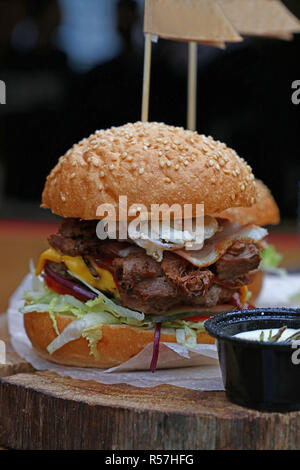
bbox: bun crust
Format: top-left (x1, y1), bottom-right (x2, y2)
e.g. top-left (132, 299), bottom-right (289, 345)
top-left (217, 179), bottom-right (280, 226)
top-left (42, 122), bottom-right (257, 220)
top-left (24, 311), bottom-right (214, 368)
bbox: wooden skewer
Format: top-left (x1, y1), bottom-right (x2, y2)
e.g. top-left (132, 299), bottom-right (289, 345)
top-left (141, 33), bottom-right (152, 122)
top-left (187, 41), bottom-right (198, 131)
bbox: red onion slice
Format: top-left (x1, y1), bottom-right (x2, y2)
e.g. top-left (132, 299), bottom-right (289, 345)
top-left (44, 265), bottom-right (97, 301)
top-left (150, 322), bottom-right (161, 373)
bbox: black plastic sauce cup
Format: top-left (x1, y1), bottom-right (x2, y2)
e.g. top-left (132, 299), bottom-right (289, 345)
top-left (204, 308), bottom-right (300, 412)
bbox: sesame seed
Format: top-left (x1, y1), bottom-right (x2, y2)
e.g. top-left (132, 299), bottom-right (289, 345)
top-left (175, 164), bottom-right (179, 170)
top-left (165, 145), bottom-right (171, 151)
top-left (179, 156), bottom-right (184, 162)
top-left (241, 184), bottom-right (245, 191)
top-left (166, 161), bottom-right (171, 167)
top-left (109, 164), bottom-right (114, 171)
top-left (231, 194), bottom-right (235, 200)
top-left (132, 162), bottom-right (137, 169)
top-left (61, 193), bottom-right (66, 202)
top-left (122, 152), bottom-right (128, 158)
top-left (215, 163), bottom-right (220, 170)
top-left (127, 156), bottom-right (133, 161)
top-left (70, 173), bottom-right (76, 179)
top-left (98, 184), bottom-right (103, 190)
top-left (184, 160), bottom-right (189, 166)
top-left (100, 171), bottom-right (105, 177)
top-left (209, 159), bottom-right (214, 167)
top-left (164, 177), bottom-right (171, 183)
top-left (139, 168), bottom-right (144, 174)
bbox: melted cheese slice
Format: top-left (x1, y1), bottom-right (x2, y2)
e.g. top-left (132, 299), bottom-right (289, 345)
top-left (36, 247), bottom-right (119, 297)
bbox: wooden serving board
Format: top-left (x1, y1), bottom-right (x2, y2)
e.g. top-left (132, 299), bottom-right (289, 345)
top-left (1, 314), bottom-right (300, 450)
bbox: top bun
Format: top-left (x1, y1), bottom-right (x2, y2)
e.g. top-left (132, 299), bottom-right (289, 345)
top-left (42, 122), bottom-right (257, 220)
top-left (217, 179), bottom-right (280, 226)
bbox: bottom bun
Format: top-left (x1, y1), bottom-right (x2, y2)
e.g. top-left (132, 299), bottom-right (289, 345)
top-left (24, 311), bottom-right (216, 369)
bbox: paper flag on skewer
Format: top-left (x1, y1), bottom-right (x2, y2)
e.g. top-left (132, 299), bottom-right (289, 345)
top-left (218, 0), bottom-right (300, 39)
top-left (144, 0), bottom-right (242, 43)
top-left (142, 0), bottom-right (300, 129)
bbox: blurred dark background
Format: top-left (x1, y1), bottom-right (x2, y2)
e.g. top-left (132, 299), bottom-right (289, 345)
top-left (0, 0), bottom-right (299, 224)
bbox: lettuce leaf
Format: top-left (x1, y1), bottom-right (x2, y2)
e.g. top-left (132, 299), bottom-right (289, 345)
top-left (46, 313), bottom-right (117, 355)
top-left (20, 275), bottom-right (209, 355)
top-left (260, 244), bottom-right (286, 275)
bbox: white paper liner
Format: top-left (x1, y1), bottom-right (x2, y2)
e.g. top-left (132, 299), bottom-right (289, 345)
top-left (6, 272), bottom-right (300, 391)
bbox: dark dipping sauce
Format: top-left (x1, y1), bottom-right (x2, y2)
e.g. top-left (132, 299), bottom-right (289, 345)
top-left (205, 308), bottom-right (300, 412)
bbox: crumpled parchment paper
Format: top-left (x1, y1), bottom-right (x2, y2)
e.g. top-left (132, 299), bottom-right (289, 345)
top-left (6, 272), bottom-right (300, 390)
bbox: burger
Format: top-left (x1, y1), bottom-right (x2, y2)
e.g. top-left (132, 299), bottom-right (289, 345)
top-left (217, 179), bottom-right (281, 302)
top-left (21, 122), bottom-right (268, 369)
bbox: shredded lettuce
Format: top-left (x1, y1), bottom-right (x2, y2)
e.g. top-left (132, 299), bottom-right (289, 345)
top-left (66, 269), bottom-right (145, 321)
top-left (260, 244), bottom-right (286, 275)
top-left (82, 325), bottom-right (103, 359)
top-left (245, 289), bottom-right (252, 302)
top-left (46, 313), bottom-right (113, 355)
top-left (175, 329), bottom-right (186, 345)
top-left (20, 274), bottom-right (209, 356)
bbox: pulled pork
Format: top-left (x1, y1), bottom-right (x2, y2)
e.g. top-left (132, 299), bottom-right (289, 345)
top-left (46, 218), bottom-right (261, 314)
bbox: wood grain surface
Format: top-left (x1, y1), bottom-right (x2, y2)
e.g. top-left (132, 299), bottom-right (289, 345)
top-left (1, 308), bottom-right (300, 450)
top-left (1, 369), bottom-right (300, 450)
top-left (0, 221), bottom-right (300, 450)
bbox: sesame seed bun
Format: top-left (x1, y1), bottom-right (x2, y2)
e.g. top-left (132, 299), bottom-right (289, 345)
top-left (42, 122), bottom-right (257, 220)
top-left (216, 179), bottom-right (280, 226)
top-left (24, 311), bottom-right (216, 368)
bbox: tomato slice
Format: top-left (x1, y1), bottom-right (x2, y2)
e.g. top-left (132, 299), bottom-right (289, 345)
top-left (185, 315), bottom-right (211, 323)
top-left (44, 275), bottom-right (90, 302)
